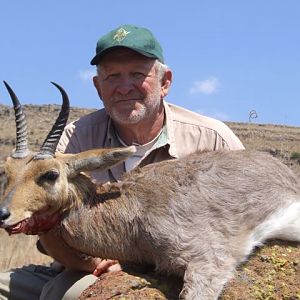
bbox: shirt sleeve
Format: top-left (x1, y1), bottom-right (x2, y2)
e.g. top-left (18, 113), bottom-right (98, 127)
top-left (56, 122), bottom-right (81, 154)
top-left (214, 124), bottom-right (245, 151)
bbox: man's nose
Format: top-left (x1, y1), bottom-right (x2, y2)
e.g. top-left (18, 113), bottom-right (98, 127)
top-left (116, 76), bottom-right (134, 95)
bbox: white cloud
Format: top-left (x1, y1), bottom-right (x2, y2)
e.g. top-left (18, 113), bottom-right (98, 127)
top-left (78, 69), bottom-right (96, 81)
top-left (189, 77), bottom-right (219, 95)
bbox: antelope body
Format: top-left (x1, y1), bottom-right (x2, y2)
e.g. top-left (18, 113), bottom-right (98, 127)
top-left (0, 83), bottom-right (299, 300)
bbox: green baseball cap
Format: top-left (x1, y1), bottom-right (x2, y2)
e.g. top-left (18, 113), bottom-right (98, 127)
top-left (90, 24), bottom-right (164, 65)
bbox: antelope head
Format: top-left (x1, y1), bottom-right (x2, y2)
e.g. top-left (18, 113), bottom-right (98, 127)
top-left (0, 82), bottom-right (135, 235)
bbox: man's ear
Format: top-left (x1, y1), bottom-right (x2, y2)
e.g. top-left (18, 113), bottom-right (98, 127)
top-left (93, 76), bottom-right (103, 100)
top-left (161, 70), bottom-right (172, 98)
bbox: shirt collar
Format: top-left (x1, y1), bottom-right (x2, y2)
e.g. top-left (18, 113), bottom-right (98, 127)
top-left (105, 117), bottom-right (122, 148)
top-left (163, 100), bottom-right (178, 158)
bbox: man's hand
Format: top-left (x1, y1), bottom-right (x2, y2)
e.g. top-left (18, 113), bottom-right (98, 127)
top-left (93, 259), bottom-right (122, 276)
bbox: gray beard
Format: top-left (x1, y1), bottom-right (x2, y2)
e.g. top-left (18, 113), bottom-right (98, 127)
top-left (107, 87), bottom-right (162, 125)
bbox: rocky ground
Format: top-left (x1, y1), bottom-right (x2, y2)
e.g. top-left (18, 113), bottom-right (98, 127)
top-left (79, 241), bottom-right (299, 300)
top-left (0, 104), bottom-right (299, 299)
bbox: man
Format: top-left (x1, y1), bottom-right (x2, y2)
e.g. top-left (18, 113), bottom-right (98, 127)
top-left (0, 24), bottom-right (244, 300)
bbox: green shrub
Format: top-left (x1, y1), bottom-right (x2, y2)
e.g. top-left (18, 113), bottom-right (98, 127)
top-left (290, 152), bottom-right (300, 161)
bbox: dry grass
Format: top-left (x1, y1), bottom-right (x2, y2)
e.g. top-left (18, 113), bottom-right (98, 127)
top-left (228, 122), bottom-right (300, 176)
top-left (0, 233), bottom-right (52, 271)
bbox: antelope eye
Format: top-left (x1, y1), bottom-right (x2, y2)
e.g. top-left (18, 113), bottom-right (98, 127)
top-left (39, 170), bottom-right (59, 182)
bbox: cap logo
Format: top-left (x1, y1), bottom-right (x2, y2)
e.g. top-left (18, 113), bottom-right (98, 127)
top-left (113, 28), bottom-right (130, 42)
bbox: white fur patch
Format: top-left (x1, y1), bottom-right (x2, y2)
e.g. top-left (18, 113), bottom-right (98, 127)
top-left (245, 200), bottom-right (300, 257)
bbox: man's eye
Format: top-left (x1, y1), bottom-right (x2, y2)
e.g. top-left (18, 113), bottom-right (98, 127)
top-left (132, 72), bottom-right (145, 79)
top-left (106, 74), bottom-right (118, 80)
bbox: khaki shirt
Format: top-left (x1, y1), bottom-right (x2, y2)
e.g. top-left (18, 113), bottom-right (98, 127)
top-left (57, 101), bottom-right (244, 182)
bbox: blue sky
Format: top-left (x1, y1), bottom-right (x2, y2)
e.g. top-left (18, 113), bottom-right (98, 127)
top-left (1, 1), bottom-right (299, 126)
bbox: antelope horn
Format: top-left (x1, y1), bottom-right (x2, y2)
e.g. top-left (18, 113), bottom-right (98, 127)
top-left (34, 82), bottom-right (70, 160)
top-left (3, 81), bottom-right (29, 159)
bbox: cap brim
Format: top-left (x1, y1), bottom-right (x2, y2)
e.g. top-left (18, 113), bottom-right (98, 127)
top-left (90, 46), bottom-right (158, 65)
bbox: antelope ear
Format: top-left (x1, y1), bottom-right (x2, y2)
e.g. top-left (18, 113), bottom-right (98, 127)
top-left (67, 146), bottom-right (136, 177)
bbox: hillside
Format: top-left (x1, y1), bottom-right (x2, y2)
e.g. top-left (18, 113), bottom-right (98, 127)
top-left (0, 104), bottom-right (299, 299)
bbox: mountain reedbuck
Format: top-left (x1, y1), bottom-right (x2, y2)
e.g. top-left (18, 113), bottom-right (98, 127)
top-left (0, 82), bottom-right (299, 300)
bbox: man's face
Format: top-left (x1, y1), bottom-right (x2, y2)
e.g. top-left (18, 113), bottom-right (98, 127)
top-left (93, 49), bottom-right (170, 125)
